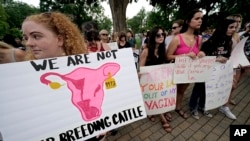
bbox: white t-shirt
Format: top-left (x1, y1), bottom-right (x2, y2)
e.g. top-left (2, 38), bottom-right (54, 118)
top-left (165, 35), bottom-right (174, 50)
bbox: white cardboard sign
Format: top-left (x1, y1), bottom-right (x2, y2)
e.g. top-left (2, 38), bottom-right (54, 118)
top-left (140, 64), bottom-right (176, 115)
top-left (0, 48), bottom-right (146, 141)
top-left (174, 56), bottom-right (216, 84)
top-left (205, 61), bottom-right (234, 110)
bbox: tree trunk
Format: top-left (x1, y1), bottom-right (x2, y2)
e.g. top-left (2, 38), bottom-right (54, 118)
top-left (109, 0), bottom-right (129, 32)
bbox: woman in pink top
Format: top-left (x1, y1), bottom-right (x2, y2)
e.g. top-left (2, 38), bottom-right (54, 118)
top-left (166, 9), bottom-right (205, 119)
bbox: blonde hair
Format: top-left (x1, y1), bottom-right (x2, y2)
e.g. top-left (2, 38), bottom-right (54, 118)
top-left (226, 14), bottom-right (242, 31)
top-left (23, 12), bottom-right (87, 60)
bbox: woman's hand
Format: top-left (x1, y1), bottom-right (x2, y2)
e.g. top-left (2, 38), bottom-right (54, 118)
top-left (216, 56), bottom-right (228, 63)
top-left (197, 51), bottom-right (206, 58)
top-left (186, 52), bottom-right (196, 59)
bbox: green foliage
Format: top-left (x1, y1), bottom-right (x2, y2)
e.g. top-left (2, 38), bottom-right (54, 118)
top-left (9, 27), bottom-right (22, 38)
top-left (98, 16), bottom-right (112, 33)
top-left (4, 1), bottom-right (39, 28)
top-left (0, 3), bottom-right (9, 39)
top-left (0, 0), bottom-right (39, 39)
top-left (40, 0), bottom-right (112, 31)
top-left (149, 0), bottom-right (250, 31)
top-left (126, 7), bottom-right (147, 33)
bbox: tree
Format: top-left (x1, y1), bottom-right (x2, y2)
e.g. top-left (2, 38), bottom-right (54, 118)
top-left (4, 1), bottom-right (39, 28)
top-left (108, 0), bottom-right (129, 32)
top-left (0, 0), bottom-right (9, 38)
top-left (40, 0), bottom-right (112, 31)
top-left (150, 0), bottom-right (250, 31)
top-left (98, 16), bottom-right (112, 32)
top-left (126, 7), bottom-right (147, 33)
top-left (1, 0), bottom-right (39, 38)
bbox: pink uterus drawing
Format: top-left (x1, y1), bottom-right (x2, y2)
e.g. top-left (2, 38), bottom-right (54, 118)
top-left (40, 63), bottom-right (120, 121)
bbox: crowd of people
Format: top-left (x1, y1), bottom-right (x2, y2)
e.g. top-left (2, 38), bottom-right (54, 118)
top-left (0, 8), bottom-right (250, 141)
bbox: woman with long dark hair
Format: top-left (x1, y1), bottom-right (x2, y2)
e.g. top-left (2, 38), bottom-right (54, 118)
top-left (190, 18), bottom-right (237, 120)
top-left (139, 26), bottom-right (172, 132)
top-left (166, 9), bottom-right (204, 119)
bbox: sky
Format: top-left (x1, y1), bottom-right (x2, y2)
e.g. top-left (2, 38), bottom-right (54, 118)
top-left (16, 0), bottom-right (153, 19)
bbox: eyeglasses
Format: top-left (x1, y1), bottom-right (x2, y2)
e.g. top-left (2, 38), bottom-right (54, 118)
top-left (172, 26), bottom-right (179, 30)
top-left (156, 33), bottom-right (166, 38)
top-left (101, 34), bottom-right (108, 36)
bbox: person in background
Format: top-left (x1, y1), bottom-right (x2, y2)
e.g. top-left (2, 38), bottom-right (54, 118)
top-left (226, 14), bottom-right (242, 48)
top-left (126, 29), bottom-right (136, 49)
top-left (141, 30), bottom-right (148, 47)
top-left (86, 30), bottom-right (111, 52)
top-left (110, 32), bottom-right (118, 43)
top-left (166, 9), bottom-right (204, 119)
top-left (189, 18), bottom-right (237, 120)
top-left (242, 26), bottom-right (250, 62)
top-left (99, 29), bottom-right (110, 43)
top-left (165, 19), bottom-right (184, 50)
top-left (226, 14), bottom-right (244, 105)
top-left (239, 21), bottom-right (250, 38)
top-left (201, 27), bottom-right (213, 42)
top-left (0, 41), bottom-right (25, 64)
top-left (118, 31), bottom-right (131, 49)
top-left (139, 26), bottom-right (172, 133)
top-left (81, 20), bottom-right (99, 36)
top-left (141, 30), bottom-right (150, 53)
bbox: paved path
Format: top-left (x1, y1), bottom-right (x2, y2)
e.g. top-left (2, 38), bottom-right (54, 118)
top-left (106, 73), bottom-right (250, 141)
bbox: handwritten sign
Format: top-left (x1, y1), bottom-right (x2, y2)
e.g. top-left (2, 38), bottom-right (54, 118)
top-left (0, 48), bottom-right (146, 141)
top-left (140, 64), bottom-right (176, 115)
top-left (107, 42), bottom-right (119, 50)
top-left (205, 61), bottom-right (233, 110)
top-left (230, 37), bottom-right (250, 68)
top-left (174, 56), bottom-right (216, 84)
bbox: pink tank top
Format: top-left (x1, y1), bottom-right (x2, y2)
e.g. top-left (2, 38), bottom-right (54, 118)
top-left (174, 34), bottom-right (199, 55)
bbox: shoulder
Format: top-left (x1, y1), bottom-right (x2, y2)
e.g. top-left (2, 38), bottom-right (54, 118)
top-left (141, 47), bottom-right (148, 56)
top-left (172, 34), bottom-right (180, 41)
top-left (169, 35), bottom-right (180, 45)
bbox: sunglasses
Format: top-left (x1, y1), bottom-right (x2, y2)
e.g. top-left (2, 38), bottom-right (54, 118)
top-left (156, 33), bottom-right (166, 38)
top-left (172, 26), bottom-right (179, 30)
top-left (101, 34), bottom-right (108, 36)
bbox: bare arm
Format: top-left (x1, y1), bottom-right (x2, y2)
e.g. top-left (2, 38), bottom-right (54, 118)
top-left (139, 47), bottom-right (148, 67)
top-left (138, 47), bottom-right (148, 78)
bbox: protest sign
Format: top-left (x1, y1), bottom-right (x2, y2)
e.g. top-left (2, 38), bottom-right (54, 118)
top-left (174, 56), bottom-right (216, 84)
top-left (0, 48), bottom-right (146, 141)
top-left (140, 64), bottom-right (176, 115)
top-left (205, 61), bottom-right (234, 111)
top-left (230, 37), bottom-right (250, 68)
top-left (107, 42), bottom-right (119, 50)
